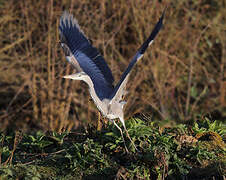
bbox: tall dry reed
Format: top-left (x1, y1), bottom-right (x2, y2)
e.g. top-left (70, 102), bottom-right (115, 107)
top-left (0, 0), bottom-right (225, 131)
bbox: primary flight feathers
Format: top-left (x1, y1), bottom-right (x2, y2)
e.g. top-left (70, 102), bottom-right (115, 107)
top-left (59, 10), bottom-right (165, 100)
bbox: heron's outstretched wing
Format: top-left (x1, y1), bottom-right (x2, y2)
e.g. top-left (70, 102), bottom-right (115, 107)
top-left (110, 9), bottom-right (165, 101)
top-left (60, 32), bottom-right (83, 72)
top-left (59, 12), bottom-right (114, 99)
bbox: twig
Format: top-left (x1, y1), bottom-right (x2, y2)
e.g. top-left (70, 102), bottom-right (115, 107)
top-left (185, 24), bottom-right (210, 119)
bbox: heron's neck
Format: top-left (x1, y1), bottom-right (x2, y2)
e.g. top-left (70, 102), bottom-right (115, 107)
top-left (82, 76), bottom-right (109, 116)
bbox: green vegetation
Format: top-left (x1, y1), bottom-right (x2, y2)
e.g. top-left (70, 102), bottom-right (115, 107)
top-left (0, 117), bottom-right (225, 179)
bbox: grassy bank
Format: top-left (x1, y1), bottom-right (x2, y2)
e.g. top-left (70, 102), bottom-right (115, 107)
top-left (0, 117), bottom-right (225, 179)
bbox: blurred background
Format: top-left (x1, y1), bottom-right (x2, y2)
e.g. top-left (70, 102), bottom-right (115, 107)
top-left (0, 0), bottom-right (225, 132)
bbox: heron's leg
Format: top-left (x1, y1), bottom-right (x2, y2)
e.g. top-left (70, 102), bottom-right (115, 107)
top-left (112, 120), bottom-right (129, 153)
top-left (124, 126), bottom-right (138, 151)
top-left (120, 118), bottom-right (138, 151)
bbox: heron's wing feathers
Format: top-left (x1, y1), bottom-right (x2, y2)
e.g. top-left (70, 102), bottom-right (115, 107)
top-left (111, 9), bottom-right (165, 101)
top-left (60, 38), bottom-right (83, 72)
top-left (112, 75), bottom-right (129, 102)
top-left (59, 11), bottom-right (114, 99)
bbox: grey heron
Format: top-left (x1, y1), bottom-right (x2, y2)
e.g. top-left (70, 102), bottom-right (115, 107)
top-left (59, 10), bottom-right (165, 152)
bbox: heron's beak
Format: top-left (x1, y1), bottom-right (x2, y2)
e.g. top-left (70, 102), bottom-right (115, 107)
top-left (63, 74), bottom-right (78, 80)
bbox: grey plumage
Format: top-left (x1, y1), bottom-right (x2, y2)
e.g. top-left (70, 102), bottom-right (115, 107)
top-left (59, 10), bottom-right (165, 152)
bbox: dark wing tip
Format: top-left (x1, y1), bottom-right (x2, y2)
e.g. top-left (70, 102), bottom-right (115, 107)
top-left (59, 11), bottom-right (84, 34)
top-left (161, 6), bottom-right (167, 20)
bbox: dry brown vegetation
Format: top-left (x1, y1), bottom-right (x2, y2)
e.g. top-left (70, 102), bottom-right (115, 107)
top-left (0, 0), bottom-right (225, 131)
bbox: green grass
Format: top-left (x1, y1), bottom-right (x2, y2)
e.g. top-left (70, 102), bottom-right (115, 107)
top-left (0, 117), bottom-right (225, 179)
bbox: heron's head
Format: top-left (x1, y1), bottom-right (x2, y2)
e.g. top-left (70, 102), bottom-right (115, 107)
top-left (63, 72), bottom-right (88, 81)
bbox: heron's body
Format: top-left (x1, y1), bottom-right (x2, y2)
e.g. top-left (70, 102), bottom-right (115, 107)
top-left (64, 72), bottom-right (124, 122)
top-left (59, 10), bottom-right (165, 152)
